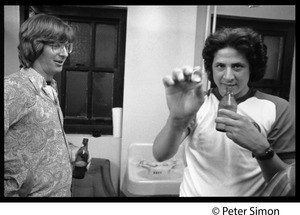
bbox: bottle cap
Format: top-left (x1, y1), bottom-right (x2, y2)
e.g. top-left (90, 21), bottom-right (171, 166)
top-left (83, 138), bottom-right (88, 145)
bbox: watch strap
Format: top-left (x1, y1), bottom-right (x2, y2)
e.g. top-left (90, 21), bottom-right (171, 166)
top-left (252, 147), bottom-right (275, 160)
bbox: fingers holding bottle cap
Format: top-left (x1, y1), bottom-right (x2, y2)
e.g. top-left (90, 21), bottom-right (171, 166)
top-left (191, 66), bottom-right (202, 82)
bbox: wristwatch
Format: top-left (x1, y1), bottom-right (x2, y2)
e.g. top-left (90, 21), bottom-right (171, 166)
top-left (252, 147), bottom-right (275, 160)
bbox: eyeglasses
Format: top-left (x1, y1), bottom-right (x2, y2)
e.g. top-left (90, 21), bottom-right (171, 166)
top-left (47, 42), bottom-right (73, 54)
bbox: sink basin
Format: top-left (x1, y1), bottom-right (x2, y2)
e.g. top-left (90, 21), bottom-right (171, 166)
top-left (126, 143), bottom-right (185, 196)
top-left (134, 159), bottom-right (183, 180)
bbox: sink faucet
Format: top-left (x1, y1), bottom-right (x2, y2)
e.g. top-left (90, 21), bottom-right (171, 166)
top-left (137, 159), bottom-right (177, 171)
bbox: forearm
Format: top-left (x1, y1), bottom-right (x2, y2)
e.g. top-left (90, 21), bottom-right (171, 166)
top-left (153, 115), bottom-right (189, 162)
top-left (250, 136), bottom-right (291, 182)
top-left (256, 153), bottom-right (289, 182)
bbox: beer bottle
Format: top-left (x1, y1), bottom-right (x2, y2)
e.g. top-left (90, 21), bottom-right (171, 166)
top-left (216, 86), bottom-right (237, 132)
top-left (72, 138), bottom-right (89, 179)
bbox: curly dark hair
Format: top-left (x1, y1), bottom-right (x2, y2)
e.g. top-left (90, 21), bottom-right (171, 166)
top-left (18, 13), bottom-right (75, 68)
top-left (202, 27), bottom-right (268, 83)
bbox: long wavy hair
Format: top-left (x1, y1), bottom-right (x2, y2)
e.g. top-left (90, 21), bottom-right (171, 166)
top-left (18, 13), bottom-right (75, 68)
top-left (202, 27), bottom-right (268, 83)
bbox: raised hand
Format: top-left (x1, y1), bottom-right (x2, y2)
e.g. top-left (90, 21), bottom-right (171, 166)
top-left (163, 66), bottom-right (204, 122)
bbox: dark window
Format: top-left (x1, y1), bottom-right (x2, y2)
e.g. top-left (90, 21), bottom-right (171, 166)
top-left (25, 6), bottom-right (127, 135)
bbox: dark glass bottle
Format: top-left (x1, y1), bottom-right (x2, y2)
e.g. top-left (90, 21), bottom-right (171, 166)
top-left (216, 86), bottom-right (237, 132)
top-left (72, 138), bottom-right (89, 179)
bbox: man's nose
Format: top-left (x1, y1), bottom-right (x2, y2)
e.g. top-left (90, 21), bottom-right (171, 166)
top-left (59, 46), bottom-right (68, 57)
top-left (223, 67), bottom-right (234, 80)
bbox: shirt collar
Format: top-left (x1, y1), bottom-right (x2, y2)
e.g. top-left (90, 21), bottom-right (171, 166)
top-left (212, 87), bottom-right (256, 104)
top-left (22, 67), bottom-right (58, 92)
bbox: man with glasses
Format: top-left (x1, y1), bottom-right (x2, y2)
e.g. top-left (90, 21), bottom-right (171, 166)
top-left (47, 42), bottom-right (73, 55)
top-left (4, 13), bottom-right (88, 197)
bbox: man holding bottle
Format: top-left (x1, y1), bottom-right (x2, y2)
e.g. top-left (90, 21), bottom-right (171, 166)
top-left (4, 14), bottom-right (90, 197)
top-left (153, 27), bottom-right (295, 196)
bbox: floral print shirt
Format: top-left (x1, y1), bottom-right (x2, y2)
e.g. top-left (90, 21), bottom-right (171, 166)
top-left (4, 68), bottom-right (72, 197)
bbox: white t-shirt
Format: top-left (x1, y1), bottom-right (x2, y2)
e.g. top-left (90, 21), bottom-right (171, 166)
top-left (179, 88), bottom-right (295, 196)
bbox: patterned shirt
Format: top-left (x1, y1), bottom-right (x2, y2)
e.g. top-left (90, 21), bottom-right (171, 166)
top-left (4, 68), bottom-right (73, 197)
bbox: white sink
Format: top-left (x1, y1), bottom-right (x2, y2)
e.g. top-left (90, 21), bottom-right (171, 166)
top-left (126, 143), bottom-right (185, 196)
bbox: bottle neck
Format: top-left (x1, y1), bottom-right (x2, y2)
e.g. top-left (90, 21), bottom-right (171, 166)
top-left (225, 86), bottom-right (233, 94)
top-left (224, 86), bottom-right (235, 98)
top-left (82, 138), bottom-right (88, 148)
top-left (83, 142), bottom-right (88, 149)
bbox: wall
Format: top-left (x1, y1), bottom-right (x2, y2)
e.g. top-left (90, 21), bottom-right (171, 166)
top-left (121, 6), bottom-right (198, 194)
top-left (4, 6), bottom-right (20, 76)
top-left (215, 5), bottom-right (295, 20)
top-left (289, 48), bottom-right (296, 115)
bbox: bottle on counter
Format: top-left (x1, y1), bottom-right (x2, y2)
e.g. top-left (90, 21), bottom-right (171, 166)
top-left (216, 86), bottom-right (237, 132)
top-left (72, 138), bottom-right (89, 179)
